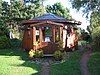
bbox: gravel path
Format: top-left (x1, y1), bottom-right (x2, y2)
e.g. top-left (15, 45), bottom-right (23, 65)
top-left (40, 62), bottom-right (50, 75)
top-left (40, 57), bottom-right (52, 75)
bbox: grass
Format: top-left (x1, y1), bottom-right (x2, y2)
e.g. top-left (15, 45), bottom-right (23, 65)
top-left (88, 51), bottom-right (100, 75)
top-left (50, 51), bottom-right (82, 75)
top-left (0, 49), bottom-right (41, 75)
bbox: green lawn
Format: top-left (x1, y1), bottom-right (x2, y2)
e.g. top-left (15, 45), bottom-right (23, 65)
top-left (88, 51), bottom-right (100, 75)
top-left (50, 51), bottom-right (82, 75)
top-left (0, 49), bottom-right (40, 75)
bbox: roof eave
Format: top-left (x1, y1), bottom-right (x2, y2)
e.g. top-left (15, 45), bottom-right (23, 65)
top-left (21, 19), bottom-right (81, 25)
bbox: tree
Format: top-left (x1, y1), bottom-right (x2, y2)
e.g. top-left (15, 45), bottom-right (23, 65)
top-left (70, 0), bottom-right (100, 51)
top-left (10, 0), bottom-right (27, 19)
top-left (70, 0), bottom-right (100, 31)
top-left (0, 1), bottom-right (10, 34)
top-left (70, 0), bottom-right (100, 13)
top-left (46, 2), bottom-right (72, 19)
top-left (1, 0), bottom-right (46, 39)
top-left (2, 1), bottom-right (10, 19)
top-left (86, 25), bottom-right (92, 34)
top-left (90, 11), bottom-right (100, 30)
top-left (23, 0), bottom-right (46, 17)
top-left (92, 26), bottom-right (100, 51)
top-left (0, 0), bottom-right (2, 17)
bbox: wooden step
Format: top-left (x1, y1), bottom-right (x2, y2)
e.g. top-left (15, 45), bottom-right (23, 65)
top-left (43, 54), bottom-right (53, 57)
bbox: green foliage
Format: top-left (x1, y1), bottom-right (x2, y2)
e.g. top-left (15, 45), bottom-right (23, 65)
top-left (34, 50), bottom-right (43, 58)
top-left (92, 26), bottom-right (100, 51)
top-left (88, 52), bottom-right (100, 75)
top-left (10, 38), bottom-right (21, 48)
top-left (46, 2), bottom-right (72, 19)
top-left (29, 49), bottom-right (43, 58)
top-left (79, 41), bottom-right (87, 46)
top-left (11, 0), bottom-right (45, 19)
top-left (0, 35), bottom-right (10, 49)
top-left (70, 0), bottom-right (100, 35)
top-left (53, 41), bottom-right (64, 60)
top-left (0, 20), bottom-right (9, 35)
top-left (0, 0), bottom-right (46, 39)
top-left (70, 0), bottom-right (100, 14)
top-left (2, 1), bottom-right (10, 18)
top-left (90, 11), bottom-right (100, 30)
top-left (87, 11), bottom-right (100, 39)
top-left (81, 31), bottom-right (91, 43)
top-left (0, 0), bottom-right (2, 16)
top-left (10, 0), bottom-right (23, 18)
top-left (29, 49), bottom-right (35, 58)
top-left (53, 50), bottom-right (63, 60)
top-left (87, 26), bottom-right (92, 34)
top-left (1, 0), bottom-right (46, 20)
top-left (57, 41), bottom-right (63, 51)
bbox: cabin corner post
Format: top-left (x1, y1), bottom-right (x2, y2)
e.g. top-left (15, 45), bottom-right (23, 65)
top-left (22, 29), bottom-right (27, 49)
top-left (60, 27), bottom-right (63, 41)
top-left (58, 26), bottom-right (63, 41)
top-left (52, 26), bottom-right (56, 42)
top-left (32, 26), bottom-right (36, 50)
top-left (39, 27), bottom-right (43, 45)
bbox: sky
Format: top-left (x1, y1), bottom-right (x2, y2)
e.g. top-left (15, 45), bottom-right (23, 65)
top-left (3, 0), bottom-right (90, 30)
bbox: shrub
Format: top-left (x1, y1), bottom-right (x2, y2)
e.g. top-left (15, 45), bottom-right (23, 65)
top-left (92, 26), bottom-right (100, 51)
top-left (53, 50), bottom-right (63, 60)
top-left (29, 49), bottom-right (43, 58)
top-left (57, 40), bottom-right (63, 51)
top-left (0, 35), bottom-right (11, 49)
top-left (34, 50), bottom-right (43, 58)
top-left (10, 38), bottom-right (21, 48)
top-left (0, 20), bottom-right (9, 36)
top-left (29, 49), bottom-right (35, 58)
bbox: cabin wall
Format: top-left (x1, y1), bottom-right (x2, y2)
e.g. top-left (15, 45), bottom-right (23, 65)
top-left (22, 29), bottom-right (33, 50)
top-left (22, 30), bottom-right (27, 49)
top-left (22, 25), bottom-right (78, 53)
top-left (22, 26), bottom-right (65, 53)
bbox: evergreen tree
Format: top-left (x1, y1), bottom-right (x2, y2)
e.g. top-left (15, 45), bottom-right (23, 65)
top-left (46, 2), bottom-right (72, 19)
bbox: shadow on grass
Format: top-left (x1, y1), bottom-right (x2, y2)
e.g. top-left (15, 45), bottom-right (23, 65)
top-left (0, 48), bottom-right (40, 75)
top-left (0, 48), bottom-right (27, 58)
top-left (18, 61), bottom-right (41, 75)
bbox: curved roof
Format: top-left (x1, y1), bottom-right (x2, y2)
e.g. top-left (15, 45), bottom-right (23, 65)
top-left (33, 13), bottom-right (66, 20)
top-left (22, 13), bottom-right (81, 25)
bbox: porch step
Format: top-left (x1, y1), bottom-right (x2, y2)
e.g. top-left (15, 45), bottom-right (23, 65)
top-left (43, 54), bottom-right (53, 57)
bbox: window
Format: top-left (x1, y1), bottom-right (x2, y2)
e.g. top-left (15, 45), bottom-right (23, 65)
top-left (42, 27), bottom-right (52, 42)
top-left (36, 27), bottom-right (39, 42)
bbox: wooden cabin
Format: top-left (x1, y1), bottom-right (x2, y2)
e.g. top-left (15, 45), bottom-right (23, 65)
top-left (21, 13), bottom-right (81, 54)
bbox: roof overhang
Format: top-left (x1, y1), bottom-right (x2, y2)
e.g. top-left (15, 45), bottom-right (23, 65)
top-left (21, 19), bottom-right (81, 25)
top-left (29, 21), bottom-right (64, 27)
top-left (21, 13), bottom-right (81, 25)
